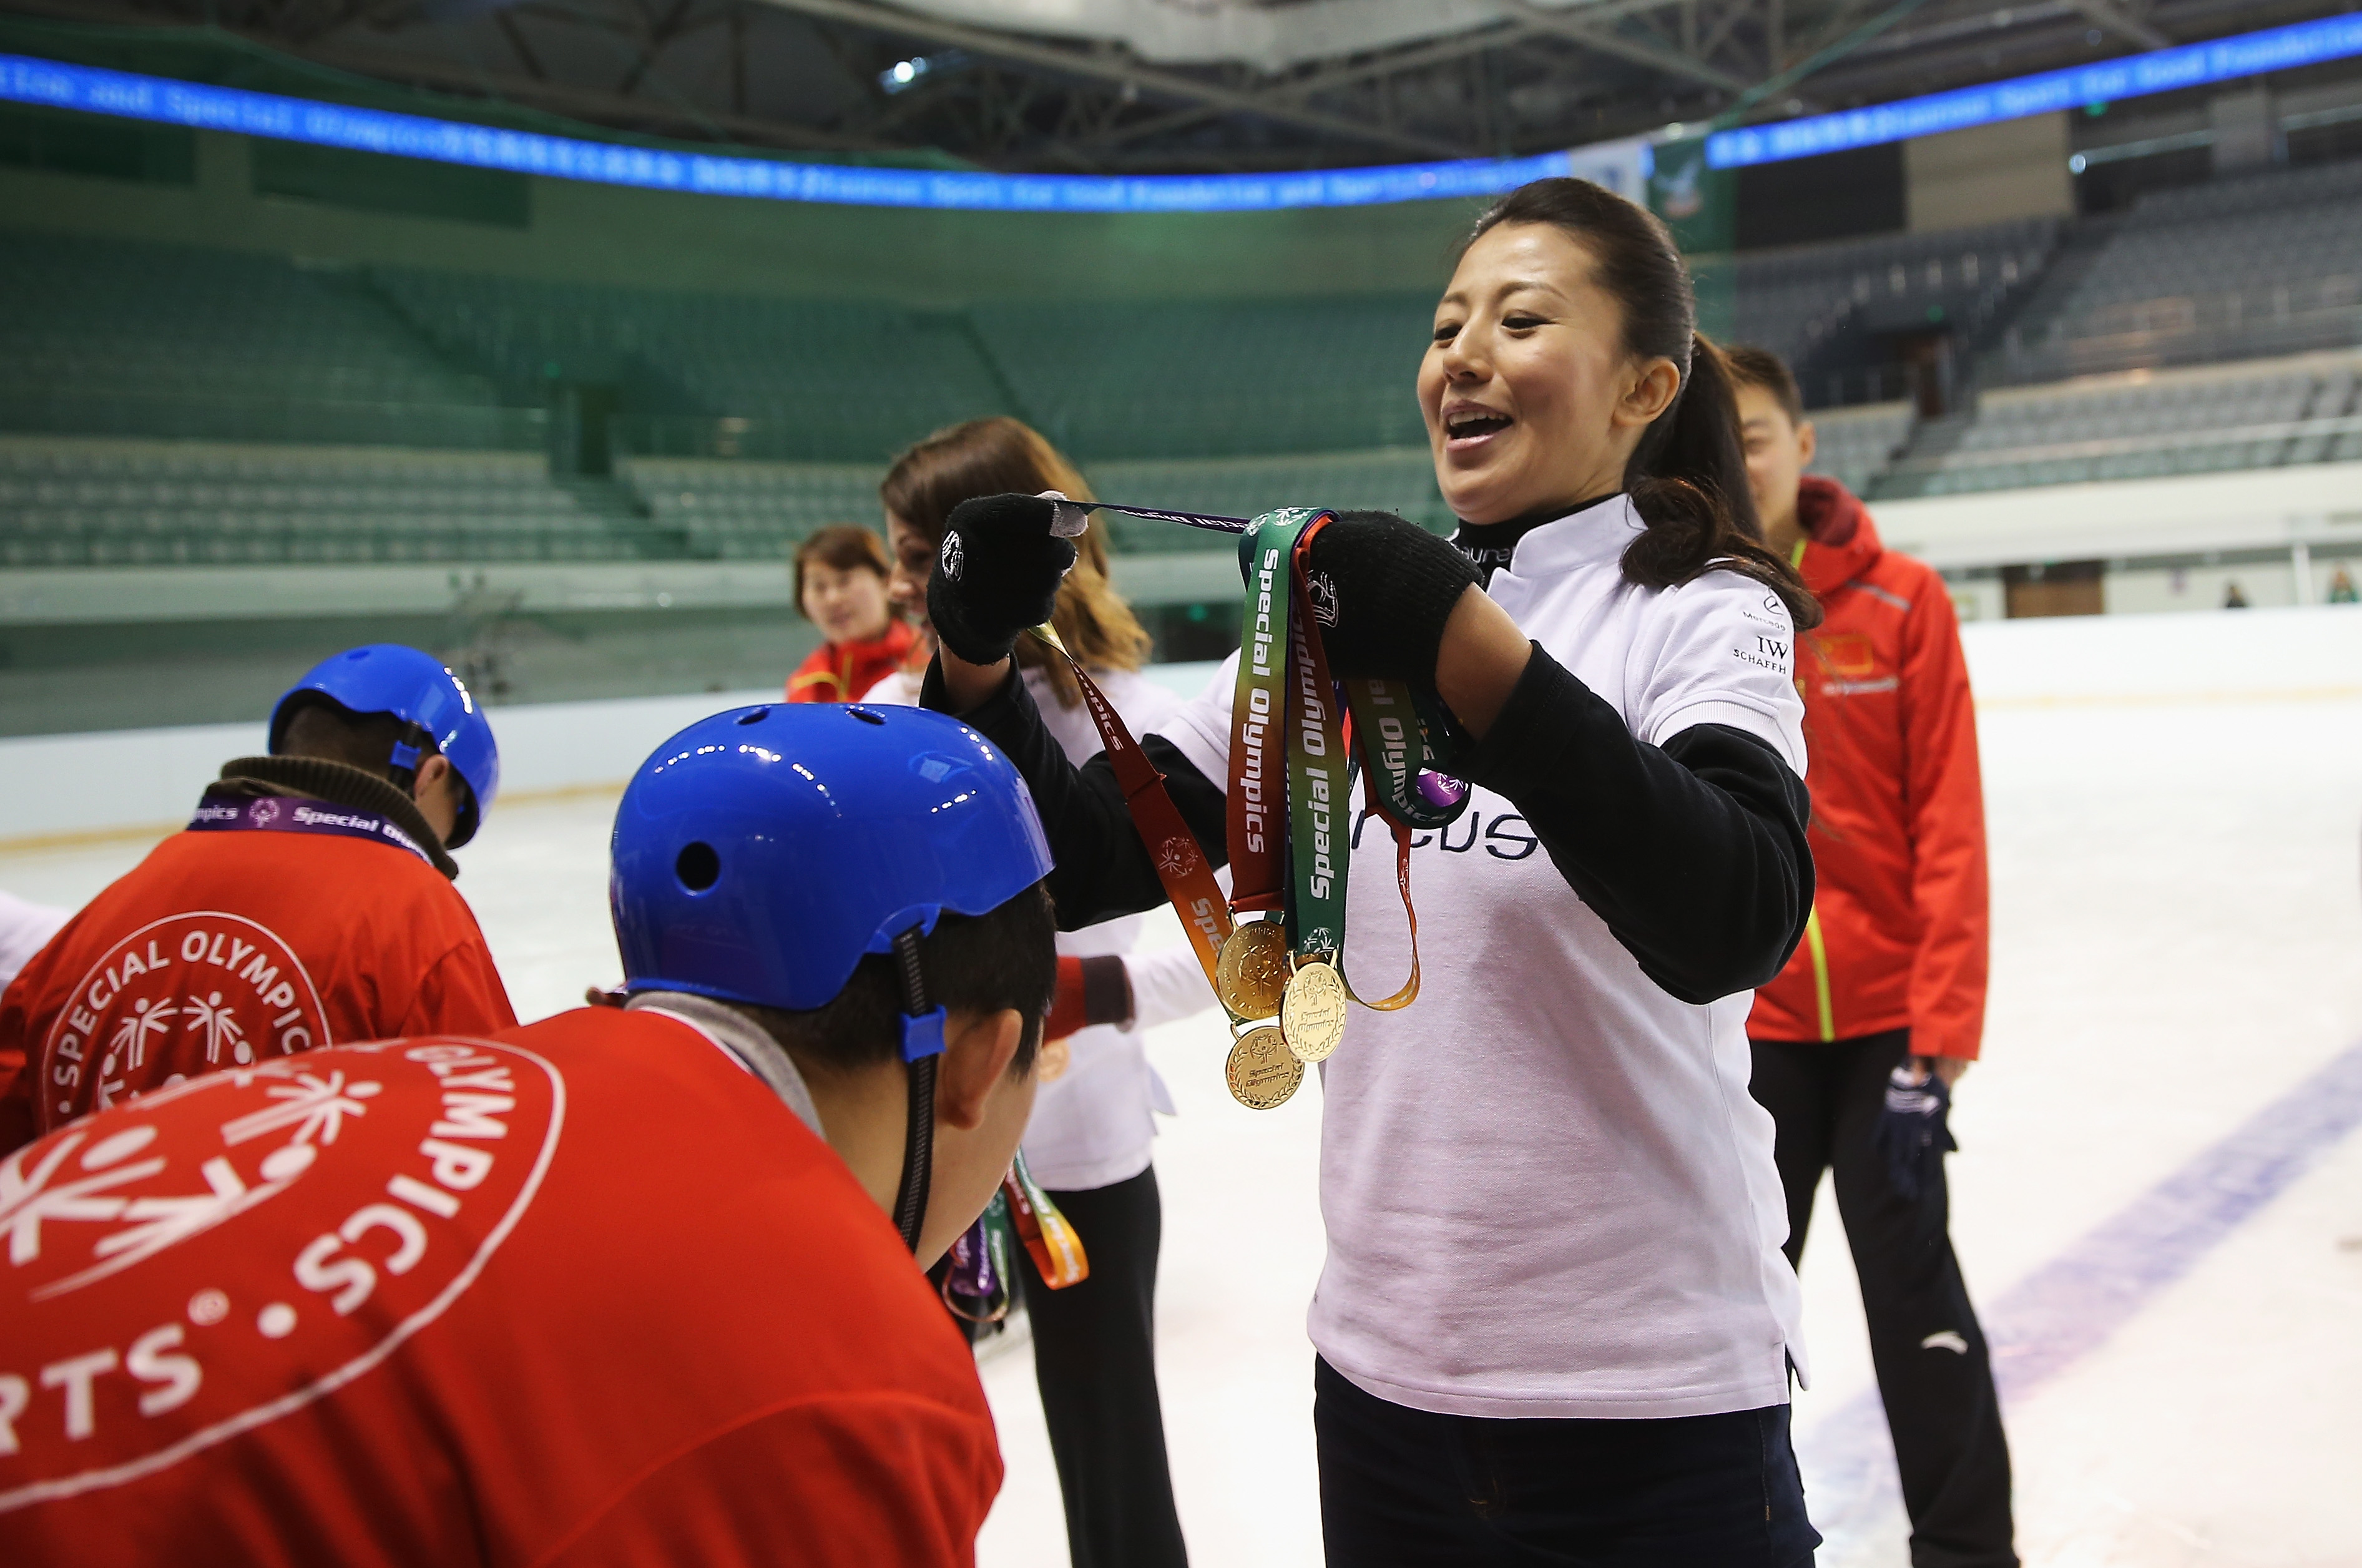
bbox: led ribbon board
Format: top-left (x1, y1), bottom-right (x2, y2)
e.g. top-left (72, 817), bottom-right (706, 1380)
top-left (1708, 14), bottom-right (2362, 170)
top-left (0, 51), bottom-right (1612, 213)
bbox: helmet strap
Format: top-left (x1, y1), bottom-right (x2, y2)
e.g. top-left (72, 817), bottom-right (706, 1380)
top-left (890, 925), bottom-right (949, 1255)
top-left (385, 722), bottom-right (433, 798)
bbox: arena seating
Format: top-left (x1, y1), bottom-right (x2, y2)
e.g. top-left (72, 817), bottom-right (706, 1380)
top-left (0, 437), bottom-right (663, 566)
top-left (1732, 218), bottom-right (2060, 408)
top-left (969, 296), bottom-right (1436, 461)
top-left (1802, 401), bottom-right (1916, 501)
top-left (1872, 353), bottom-right (2362, 499)
top-left (9, 150), bottom-right (2362, 577)
top-left (371, 268), bottom-right (1014, 464)
top-left (0, 233), bottom-right (515, 449)
top-left (620, 456), bottom-right (885, 559)
top-left (1992, 160), bottom-right (2362, 382)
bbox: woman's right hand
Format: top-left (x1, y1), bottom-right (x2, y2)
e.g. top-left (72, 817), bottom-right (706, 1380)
top-left (927, 493), bottom-right (1077, 690)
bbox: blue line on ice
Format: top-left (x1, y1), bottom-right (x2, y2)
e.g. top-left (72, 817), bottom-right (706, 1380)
top-left (1800, 1038), bottom-right (2362, 1541)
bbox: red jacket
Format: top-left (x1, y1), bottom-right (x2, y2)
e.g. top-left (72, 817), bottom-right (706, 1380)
top-left (0, 818), bottom-right (514, 1152)
top-left (1749, 478), bottom-right (1990, 1059)
top-left (0, 1009), bottom-right (1001, 1565)
top-left (788, 620), bottom-right (918, 703)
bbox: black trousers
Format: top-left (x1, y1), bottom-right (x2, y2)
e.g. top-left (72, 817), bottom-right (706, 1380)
top-left (1315, 1357), bottom-right (1819, 1567)
top-left (1014, 1165), bottom-right (1189, 1568)
top-left (1749, 1030), bottom-right (2018, 1568)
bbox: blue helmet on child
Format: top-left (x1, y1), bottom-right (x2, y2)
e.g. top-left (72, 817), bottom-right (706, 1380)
top-left (269, 644), bottom-right (501, 848)
top-left (610, 702), bottom-right (1053, 1016)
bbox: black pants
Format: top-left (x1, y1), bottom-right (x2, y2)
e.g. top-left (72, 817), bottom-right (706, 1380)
top-left (1015, 1165), bottom-right (1188, 1568)
top-left (1314, 1358), bottom-right (1819, 1566)
top-left (1750, 1031), bottom-right (2018, 1568)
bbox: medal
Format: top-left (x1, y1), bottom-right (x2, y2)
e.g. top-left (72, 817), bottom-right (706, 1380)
top-left (1215, 919), bottom-right (1291, 1020)
top-left (1225, 1024), bottom-right (1303, 1110)
top-left (1280, 959), bottom-right (1348, 1063)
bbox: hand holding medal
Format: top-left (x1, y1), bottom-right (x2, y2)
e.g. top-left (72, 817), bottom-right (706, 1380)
top-left (946, 489), bottom-right (1474, 1112)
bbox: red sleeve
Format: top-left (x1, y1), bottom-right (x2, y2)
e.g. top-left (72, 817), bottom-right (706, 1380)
top-left (396, 938), bottom-right (519, 1039)
top-left (541, 1393), bottom-right (1001, 1568)
top-left (1042, 954), bottom-right (1089, 1042)
top-left (786, 645), bottom-right (841, 703)
top-left (1898, 572), bottom-right (1989, 1059)
top-left (0, 949), bottom-right (57, 1154)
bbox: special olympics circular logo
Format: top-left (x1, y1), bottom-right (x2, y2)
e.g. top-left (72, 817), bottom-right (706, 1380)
top-left (939, 531), bottom-right (964, 582)
top-left (42, 913), bottom-right (328, 1128)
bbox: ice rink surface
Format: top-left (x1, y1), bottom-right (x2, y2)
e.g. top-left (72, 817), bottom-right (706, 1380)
top-left (4, 610), bottom-right (2359, 1566)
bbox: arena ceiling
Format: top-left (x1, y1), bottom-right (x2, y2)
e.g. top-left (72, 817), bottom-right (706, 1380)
top-left (16, 0), bottom-right (2353, 172)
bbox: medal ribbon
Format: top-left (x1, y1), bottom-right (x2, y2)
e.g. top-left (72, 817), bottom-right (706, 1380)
top-left (1226, 510), bottom-right (1317, 919)
top-left (189, 790), bottom-right (437, 869)
top-left (1285, 524), bottom-right (1349, 966)
top-left (1027, 623), bottom-right (1233, 992)
top-left (1003, 1149), bottom-right (1089, 1288)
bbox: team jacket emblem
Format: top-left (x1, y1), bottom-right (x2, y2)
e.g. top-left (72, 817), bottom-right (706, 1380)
top-left (41, 914), bottom-right (330, 1126)
top-left (0, 1039), bottom-right (564, 1512)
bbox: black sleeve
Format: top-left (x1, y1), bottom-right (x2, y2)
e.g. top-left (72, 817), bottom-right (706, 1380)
top-left (1459, 644), bottom-right (1813, 1004)
top-left (920, 657), bottom-right (1229, 931)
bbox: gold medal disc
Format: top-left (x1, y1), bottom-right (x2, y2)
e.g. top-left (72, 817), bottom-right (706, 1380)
top-left (1225, 1025), bottom-right (1303, 1110)
top-left (1280, 960), bottom-right (1349, 1063)
top-left (1214, 921), bottom-right (1292, 1021)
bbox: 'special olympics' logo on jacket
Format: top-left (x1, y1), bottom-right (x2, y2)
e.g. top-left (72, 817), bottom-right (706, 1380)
top-left (0, 1039), bottom-right (565, 1512)
top-left (40, 913), bottom-right (330, 1126)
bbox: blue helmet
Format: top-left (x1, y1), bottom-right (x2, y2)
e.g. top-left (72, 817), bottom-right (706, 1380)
top-left (269, 645), bottom-right (501, 848)
top-left (610, 703), bottom-right (1054, 1016)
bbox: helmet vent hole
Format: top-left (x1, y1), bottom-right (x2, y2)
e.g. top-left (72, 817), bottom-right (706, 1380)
top-left (675, 841), bottom-right (721, 892)
top-left (735, 707), bottom-right (769, 725)
top-left (847, 705), bottom-right (886, 726)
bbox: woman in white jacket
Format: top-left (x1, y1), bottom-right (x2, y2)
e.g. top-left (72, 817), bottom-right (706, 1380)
top-left (921, 180), bottom-right (1827, 1566)
top-left (863, 416), bottom-right (1208, 1568)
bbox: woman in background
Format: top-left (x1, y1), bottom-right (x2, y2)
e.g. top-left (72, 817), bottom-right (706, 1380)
top-left (785, 523), bottom-right (913, 702)
top-left (868, 417), bottom-right (1205, 1568)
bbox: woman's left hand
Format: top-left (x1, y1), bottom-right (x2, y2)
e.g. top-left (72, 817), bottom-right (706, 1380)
top-left (1305, 512), bottom-right (1531, 738)
top-left (1302, 512), bottom-right (1479, 682)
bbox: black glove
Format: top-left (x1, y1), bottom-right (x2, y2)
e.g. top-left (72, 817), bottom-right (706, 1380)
top-left (927, 494), bottom-right (1077, 667)
top-left (1299, 511), bottom-right (1481, 682)
top-left (1871, 1061), bottom-right (1959, 1202)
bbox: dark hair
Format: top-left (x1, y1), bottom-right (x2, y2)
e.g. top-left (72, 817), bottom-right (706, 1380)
top-left (1724, 344), bottom-right (1806, 427)
top-left (791, 524), bottom-right (893, 620)
top-left (279, 694), bottom-right (440, 783)
top-left (737, 882), bottom-right (1058, 1076)
top-left (1468, 179), bottom-right (1821, 629)
top-left (880, 416), bottom-right (1152, 707)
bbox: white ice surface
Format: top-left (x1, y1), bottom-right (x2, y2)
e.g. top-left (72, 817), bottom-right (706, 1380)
top-left (5, 615), bottom-right (2361, 1567)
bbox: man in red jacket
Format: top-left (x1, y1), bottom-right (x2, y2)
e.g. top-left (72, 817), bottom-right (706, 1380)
top-left (0, 646), bottom-right (514, 1154)
top-left (0, 702), bottom-right (1056, 1566)
top-left (1731, 347), bottom-right (2016, 1568)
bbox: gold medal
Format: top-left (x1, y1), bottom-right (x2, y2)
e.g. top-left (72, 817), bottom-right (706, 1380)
top-left (1214, 920), bottom-right (1291, 1021)
top-left (1280, 960), bottom-right (1348, 1063)
top-left (1225, 1025), bottom-right (1303, 1110)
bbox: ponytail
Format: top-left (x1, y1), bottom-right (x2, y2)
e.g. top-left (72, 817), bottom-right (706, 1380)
top-left (1468, 179), bottom-right (1821, 632)
top-left (1624, 335), bottom-right (1822, 629)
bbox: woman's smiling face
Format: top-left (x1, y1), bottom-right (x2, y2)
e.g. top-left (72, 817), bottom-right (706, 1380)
top-left (1419, 221), bottom-right (1677, 527)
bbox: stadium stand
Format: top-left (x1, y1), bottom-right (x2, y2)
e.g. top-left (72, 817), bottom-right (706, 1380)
top-left (0, 233), bottom-right (526, 450)
top-left (371, 268), bottom-right (1016, 463)
top-left (1872, 351), bottom-right (2362, 499)
top-left (620, 456), bottom-right (884, 559)
top-left (1733, 218), bottom-right (2060, 409)
top-left (1803, 401), bottom-right (1916, 500)
top-left (0, 436), bottom-right (666, 566)
top-left (969, 296), bottom-right (1435, 461)
top-left (1992, 159), bottom-right (2362, 383)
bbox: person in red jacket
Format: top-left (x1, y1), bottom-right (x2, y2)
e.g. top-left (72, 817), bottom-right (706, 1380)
top-left (786, 524), bottom-right (917, 702)
top-left (1730, 346), bottom-right (2015, 1568)
top-left (0, 701), bottom-right (1057, 1567)
top-left (0, 645), bottom-right (514, 1154)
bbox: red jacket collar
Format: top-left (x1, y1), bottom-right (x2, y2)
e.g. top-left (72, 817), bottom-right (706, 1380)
top-left (1792, 475), bottom-right (1882, 597)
